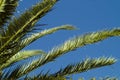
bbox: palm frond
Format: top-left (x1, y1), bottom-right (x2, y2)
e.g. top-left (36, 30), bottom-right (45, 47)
top-left (0, 25), bottom-right (75, 66)
top-left (20, 25), bottom-right (76, 49)
top-left (0, 50), bottom-right (46, 70)
top-left (13, 28), bottom-right (120, 78)
top-left (0, 0), bottom-right (58, 64)
top-left (52, 57), bottom-right (116, 76)
top-left (0, 0), bottom-right (18, 27)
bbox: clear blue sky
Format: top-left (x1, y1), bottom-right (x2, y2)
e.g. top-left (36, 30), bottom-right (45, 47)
top-left (17, 0), bottom-right (120, 79)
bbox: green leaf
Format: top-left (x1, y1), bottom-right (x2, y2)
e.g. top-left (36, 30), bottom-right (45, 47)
top-left (52, 57), bottom-right (116, 76)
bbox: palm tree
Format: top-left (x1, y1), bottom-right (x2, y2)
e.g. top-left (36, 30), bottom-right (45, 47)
top-left (0, 0), bottom-right (119, 80)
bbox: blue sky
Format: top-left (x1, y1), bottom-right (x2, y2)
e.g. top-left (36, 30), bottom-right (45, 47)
top-left (17, 0), bottom-right (120, 79)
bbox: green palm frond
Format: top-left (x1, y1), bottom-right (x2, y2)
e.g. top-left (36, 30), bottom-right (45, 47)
top-left (0, 25), bottom-right (75, 66)
top-left (12, 28), bottom-right (120, 78)
top-left (20, 25), bottom-right (76, 49)
top-left (0, 50), bottom-right (46, 70)
top-left (52, 57), bottom-right (116, 76)
top-left (0, 0), bottom-right (58, 64)
top-left (0, 0), bottom-right (18, 27)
